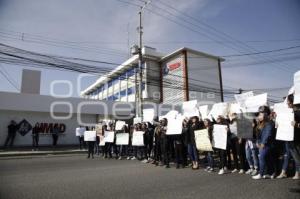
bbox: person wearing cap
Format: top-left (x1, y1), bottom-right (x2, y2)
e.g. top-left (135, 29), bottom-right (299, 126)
top-left (287, 94), bottom-right (300, 180)
top-left (253, 106), bottom-right (276, 180)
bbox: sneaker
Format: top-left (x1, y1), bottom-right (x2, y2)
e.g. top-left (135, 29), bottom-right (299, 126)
top-left (118, 157), bottom-right (122, 160)
top-left (292, 175), bottom-right (300, 180)
top-left (218, 169), bottom-right (225, 175)
top-left (263, 175), bottom-right (271, 179)
top-left (239, 169), bottom-right (245, 174)
top-left (231, 169), bottom-right (238, 173)
top-left (205, 166), bottom-right (211, 171)
top-left (276, 173), bottom-right (287, 179)
top-left (252, 174), bottom-right (262, 180)
top-left (126, 157), bottom-right (131, 160)
top-left (251, 169), bottom-right (258, 176)
top-left (141, 159), bottom-right (148, 163)
top-left (208, 168), bottom-right (214, 173)
top-left (271, 173), bottom-right (276, 179)
top-left (131, 157), bottom-right (136, 160)
top-left (245, 169), bottom-right (253, 175)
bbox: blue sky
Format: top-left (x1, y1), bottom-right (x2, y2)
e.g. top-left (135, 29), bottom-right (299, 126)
top-left (0, 0), bottom-right (299, 102)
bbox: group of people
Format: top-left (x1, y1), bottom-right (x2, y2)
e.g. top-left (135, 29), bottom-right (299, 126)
top-left (82, 93), bottom-right (300, 181)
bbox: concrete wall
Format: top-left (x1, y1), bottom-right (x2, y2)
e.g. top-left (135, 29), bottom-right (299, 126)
top-left (0, 110), bottom-right (97, 147)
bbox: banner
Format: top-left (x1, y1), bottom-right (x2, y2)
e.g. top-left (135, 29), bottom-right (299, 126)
top-left (194, 129), bottom-right (213, 151)
top-left (236, 113), bottom-right (255, 139)
top-left (132, 131), bottom-right (144, 146)
top-left (116, 133), bottom-right (129, 145)
top-left (143, 108), bottom-right (155, 123)
top-left (166, 114), bottom-right (184, 135)
top-left (244, 93), bottom-right (268, 112)
top-left (294, 71), bottom-right (300, 104)
top-left (115, 121), bottom-right (126, 131)
top-left (274, 103), bottom-right (294, 141)
top-left (133, 117), bottom-right (142, 124)
top-left (229, 103), bottom-right (243, 114)
top-left (75, 127), bottom-right (85, 136)
top-left (182, 100), bottom-right (199, 118)
top-left (212, 124), bottom-right (227, 150)
top-left (234, 91), bottom-right (254, 107)
top-left (209, 102), bottom-right (229, 119)
top-left (84, 131), bottom-right (96, 141)
top-left (104, 131), bottom-right (115, 143)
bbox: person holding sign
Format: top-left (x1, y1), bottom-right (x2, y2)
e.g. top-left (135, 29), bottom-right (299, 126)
top-left (103, 124), bottom-right (112, 159)
top-left (252, 106), bottom-right (276, 180)
top-left (153, 120), bottom-right (163, 166)
top-left (116, 124), bottom-right (129, 160)
top-left (203, 119), bottom-right (214, 172)
top-left (160, 118), bottom-right (171, 168)
top-left (286, 94), bottom-right (300, 180)
top-left (186, 116), bottom-right (203, 170)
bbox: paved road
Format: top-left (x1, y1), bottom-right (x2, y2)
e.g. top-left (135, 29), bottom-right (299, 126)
top-left (0, 155), bottom-right (299, 199)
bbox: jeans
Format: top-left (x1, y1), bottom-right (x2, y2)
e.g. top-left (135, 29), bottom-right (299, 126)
top-left (259, 146), bottom-right (274, 176)
top-left (206, 151), bottom-right (214, 168)
top-left (32, 135), bottom-right (39, 149)
top-left (245, 140), bottom-right (258, 169)
top-left (282, 142), bottom-right (291, 171)
top-left (188, 143), bottom-right (198, 162)
top-left (290, 142), bottom-right (300, 173)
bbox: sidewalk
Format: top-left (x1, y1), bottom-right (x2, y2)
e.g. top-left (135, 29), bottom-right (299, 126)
top-left (0, 145), bottom-right (88, 158)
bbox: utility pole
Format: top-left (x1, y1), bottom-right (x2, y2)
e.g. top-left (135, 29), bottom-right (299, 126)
top-left (136, 1), bottom-right (151, 121)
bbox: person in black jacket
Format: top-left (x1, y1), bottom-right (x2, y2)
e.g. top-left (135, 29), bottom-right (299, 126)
top-left (4, 120), bottom-right (18, 148)
top-left (287, 94), bottom-right (300, 180)
top-left (203, 119), bottom-right (214, 172)
top-left (160, 118), bottom-right (170, 168)
top-left (32, 123), bottom-right (40, 151)
top-left (153, 120), bottom-right (163, 166)
top-left (186, 116), bottom-right (203, 169)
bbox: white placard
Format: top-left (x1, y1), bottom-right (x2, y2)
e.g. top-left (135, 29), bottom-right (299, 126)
top-left (209, 102), bottom-right (229, 119)
top-left (143, 109), bottom-right (155, 123)
top-left (294, 71), bottom-right (300, 104)
top-left (75, 127), bottom-right (85, 136)
top-left (116, 133), bottom-right (129, 145)
top-left (234, 91), bottom-right (254, 107)
top-left (194, 129), bottom-right (213, 151)
top-left (229, 103), bottom-right (243, 114)
top-left (84, 131), bottom-right (96, 141)
top-left (133, 117), bottom-right (142, 124)
top-left (132, 131), bottom-right (144, 146)
top-left (229, 123), bottom-right (238, 136)
top-left (198, 105), bottom-right (208, 119)
top-left (99, 136), bottom-right (105, 146)
top-left (115, 121), bottom-right (126, 131)
top-left (212, 124), bottom-right (227, 150)
top-left (166, 114), bottom-right (184, 135)
top-left (244, 93), bottom-right (268, 112)
top-left (104, 131), bottom-right (115, 143)
top-left (274, 103), bottom-right (294, 141)
top-left (182, 100), bottom-right (199, 118)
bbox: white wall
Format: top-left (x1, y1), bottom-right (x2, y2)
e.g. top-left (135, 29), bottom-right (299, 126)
top-left (0, 110), bottom-right (97, 147)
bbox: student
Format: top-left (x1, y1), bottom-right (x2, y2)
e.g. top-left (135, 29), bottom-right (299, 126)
top-left (153, 120), bottom-right (163, 166)
top-left (103, 124), bottom-right (112, 159)
top-left (203, 119), bottom-right (214, 172)
top-left (253, 106), bottom-right (275, 180)
top-left (32, 123), bottom-right (40, 151)
top-left (51, 125), bottom-right (60, 147)
top-left (146, 122), bottom-right (154, 162)
top-left (173, 121), bottom-right (185, 169)
top-left (141, 123), bottom-right (149, 163)
top-left (287, 94), bottom-right (300, 180)
top-left (214, 116), bottom-right (230, 175)
top-left (87, 127), bottom-right (95, 159)
top-left (160, 118), bottom-right (170, 168)
top-left (118, 124), bottom-right (129, 160)
top-left (229, 113), bottom-right (246, 174)
top-left (186, 116), bottom-right (202, 170)
top-left (245, 119), bottom-right (259, 176)
top-left (4, 120), bottom-right (18, 148)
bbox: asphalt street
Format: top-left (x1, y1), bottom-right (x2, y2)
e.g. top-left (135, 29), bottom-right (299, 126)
top-left (0, 155), bottom-right (299, 199)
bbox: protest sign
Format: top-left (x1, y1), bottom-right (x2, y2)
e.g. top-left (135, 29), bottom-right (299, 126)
top-left (234, 91), bottom-right (254, 107)
top-left (236, 113), bottom-right (255, 139)
top-left (166, 114), bottom-right (184, 135)
top-left (84, 131), bottom-right (96, 142)
top-left (194, 129), bottom-right (213, 151)
top-left (115, 121), bottom-right (126, 131)
top-left (99, 136), bottom-right (105, 146)
top-left (133, 117), bottom-right (142, 124)
top-left (212, 124), bottom-right (227, 150)
top-left (182, 100), bottom-right (199, 118)
top-left (132, 131), bottom-right (144, 146)
top-left (104, 131), bottom-right (115, 143)
top-left (198, 105), bottom-right (208, 119)
top-left (274, 103), bottom-right (294, 141)
top-left (116, 133), bottom-right (129, 145)
top-left (244, 93), bottom-right (267, 113)
top-left (294, 71), bottom-right (300, 104)
top-left (209, 102), bottom-right (229, 119)
top-left (143, 109), bottom-right (155, 123)
top-left (76, 127), bottom-right (85, 136)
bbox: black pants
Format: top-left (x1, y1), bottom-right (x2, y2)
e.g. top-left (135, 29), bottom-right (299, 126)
top-left (52, 134), bottom-right (58, 146)
top-left (229, 138), bottom-right (246, 170)
top-left (154, 139), bottom-right (162, 162)
top-left (88, 142), bottom-right (95, 158)
top-left (78, 136), bottom-right (84, 149)
top-left (175, 142), bottom-right (184, 165)
top-left (32, 135), bottom-right (39, 149)
top-left (4, 133), bottom-right (16, 147)
top-left (161, 136), bottom-right (171, 166)
top-left (105, 143), bottom-right (112, 158)
top-left (219, 149), bottom-right (227, 169)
